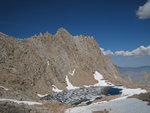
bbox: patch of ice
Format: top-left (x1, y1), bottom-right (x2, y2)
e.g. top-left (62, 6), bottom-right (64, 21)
top-left (0, 85), bottom-right (8, 91)
top-left (0, 98), bottom-right (42, 105)
top-left (69, 69), bottom-right (75, 76)
top-left (37, 93), bottom-right (48, 97)
top-left (52, 85), bottom-right (63, 92)
top-left (66, 75), bottom-right (79, 90)
top-left (93, 71), bottom-right (114, 86)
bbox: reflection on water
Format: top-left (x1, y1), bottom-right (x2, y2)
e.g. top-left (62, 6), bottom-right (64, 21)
top-left (106, 87), bottom-right (122, 96)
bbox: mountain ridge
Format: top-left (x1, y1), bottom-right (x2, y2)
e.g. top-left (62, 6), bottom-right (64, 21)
top-left (0, 28), bottom-right (129, 101)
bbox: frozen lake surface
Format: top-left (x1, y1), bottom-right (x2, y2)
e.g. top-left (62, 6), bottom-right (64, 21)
top-left (41, 86), bottom-right (122, 105)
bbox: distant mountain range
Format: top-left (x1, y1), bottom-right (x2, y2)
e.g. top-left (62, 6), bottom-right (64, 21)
top-left (138, 72), bottom-right (150, 87)
top-left (119, 66), bottom-right (150, 82)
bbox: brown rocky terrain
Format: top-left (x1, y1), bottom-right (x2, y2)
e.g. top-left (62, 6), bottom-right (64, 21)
top-left (0, 28), bottom-right (131, 112)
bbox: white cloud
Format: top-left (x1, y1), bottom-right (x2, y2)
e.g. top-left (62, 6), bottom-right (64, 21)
top-left (101, 45), bottom-right (150, 56)
top-left (136, 0), bottom-right (150, 19)
top-left (115, 51), bottom-right (132, 56)
top-left (100, 48), bottom-right (114, 56)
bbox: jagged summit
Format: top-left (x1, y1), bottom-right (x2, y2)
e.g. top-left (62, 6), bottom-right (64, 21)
top-left (56, 27), bottom-right (71, 36)
top-left (31, 28), bottom-right (71, 39)
top-left (36, 32), bottom-right (52, 38)
top-left (30, 28), bottom-right (70, 38)
top-left (0, 28), bottom-right (94, 40)
top-left (57, 27), bottom-right (69, 33)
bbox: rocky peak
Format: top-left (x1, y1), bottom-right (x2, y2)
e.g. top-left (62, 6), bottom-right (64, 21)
top-left (44, 32), bottom-right (52, 38)
top-left (56, 27), bottom-right (71, 37)
top-left (39, 32), bottom-right (43, 37)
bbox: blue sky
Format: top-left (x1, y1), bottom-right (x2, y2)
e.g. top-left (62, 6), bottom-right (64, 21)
top-left (0, 0), bottom-right (150, 67)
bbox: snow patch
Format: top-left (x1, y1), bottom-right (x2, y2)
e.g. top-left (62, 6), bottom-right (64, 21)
top-left (121, 87), bottom-right (147, 97)
top-left (47, 61), bottom-right (49, 65)
top-left (0, 98), bottom-right (42, 105)
top-left (65, 98), bottom-right (150, 113)
top-left (93, 71), bottom-right (114, 86)
top-left (0, 85), bottom-right (8, 91)
top-left (52, 85), bottom-right (63, 92)
top-left (37, 93), bottom-right (48, 97)
top-left (66, 75), bottom-right (79, 90)
top-left (69, 69), bottom-right (75, 76)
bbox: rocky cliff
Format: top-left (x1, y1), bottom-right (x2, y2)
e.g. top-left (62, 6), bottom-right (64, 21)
top-left (0, 28), bottom-right (127, 100)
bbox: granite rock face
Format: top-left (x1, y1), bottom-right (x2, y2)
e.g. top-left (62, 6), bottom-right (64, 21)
top-left (0, 28), bottom-right (126, 100)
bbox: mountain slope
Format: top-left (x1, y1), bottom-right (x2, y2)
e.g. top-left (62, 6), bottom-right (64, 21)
top-left (0, 28), bottom-right (127, 100)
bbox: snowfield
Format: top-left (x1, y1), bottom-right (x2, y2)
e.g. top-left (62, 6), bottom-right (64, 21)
top-left (65, 71), bottom-right (149, 113)
top-left (0, 98), bottom-right (42, 105)
top-left (121, 87), bottom-right (147, 97)
top-left (94, 71), bottom-right (114, 86)
top-left (65, 98), bottom-right (150, 113)
top-left (66, 75), bottom-right (79, 90)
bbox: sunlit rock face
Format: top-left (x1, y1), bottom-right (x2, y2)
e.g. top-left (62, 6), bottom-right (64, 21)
top-left (0, 28), bottom-right (127, 100)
